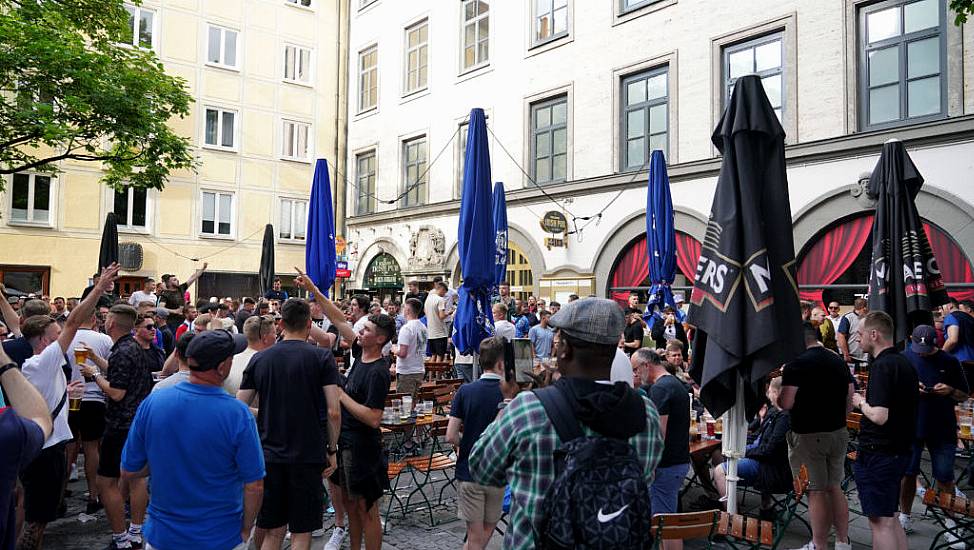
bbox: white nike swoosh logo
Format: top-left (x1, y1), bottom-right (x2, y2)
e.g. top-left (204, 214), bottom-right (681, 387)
top-left (597, 505), bottom-right (628, 523)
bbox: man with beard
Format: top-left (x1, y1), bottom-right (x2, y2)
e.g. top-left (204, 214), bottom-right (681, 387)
top-left (810, 306), bottom-right (838, 352)
top-left (157, 264), bottom-right (208, 333)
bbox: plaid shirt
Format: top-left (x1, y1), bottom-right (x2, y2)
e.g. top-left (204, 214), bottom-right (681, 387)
top-left (469, 387), bottom-right (663, 550)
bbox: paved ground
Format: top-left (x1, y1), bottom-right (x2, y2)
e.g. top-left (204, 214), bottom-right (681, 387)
top-left (43, 462), bottom-right (951, 549)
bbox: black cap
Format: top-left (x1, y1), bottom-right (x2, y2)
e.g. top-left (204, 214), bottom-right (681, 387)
top-left (186, 329), bottom-right (247, 371)
top-left (910, 324), bottom-right (938, 354)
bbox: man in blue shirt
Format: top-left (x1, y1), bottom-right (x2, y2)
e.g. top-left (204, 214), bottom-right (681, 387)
top-left (943, 298), bottom-right (974, 363)
top-left (263, 278), bottom-right (289, 302)
top-left (527, 310), bottom-right (554, 360)
top-left (121, 330), bottom-right (265, 550)
top-left (513, 301), bottom-right (531, 339)
top-left (446, 336), bottom-right (511, 550)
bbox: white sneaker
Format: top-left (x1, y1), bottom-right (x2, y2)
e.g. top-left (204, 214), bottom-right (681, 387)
top-left (69, 464), bottom-right (79, 481)
top-left (945, 518), bottom-right (967, 549)
top-left (898, 513), bottom-right (914, 534)
top-left (834, 540), bottom-right (852, 550)
top-left (788, 543), bottom-right (816, 550)
top-left (324, 527), bottom-right (346, 550)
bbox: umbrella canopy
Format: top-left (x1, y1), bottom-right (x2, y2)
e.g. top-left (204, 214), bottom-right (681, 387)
top-left (643, 150), bottom-right (678, 324)
top-left (492, 182), bottom-right (508, 288)
top-left (306, 159), bottom-right (336, 297)
top-left (687, 74), bottom-right (804, 420)
top-left (453, 108), bottom-right (495, 355)
top-left (259, 224), bottom-right (275, 297)
top-left (98, 212), bottom-right (119, 270)
top-left (866, 140), bottom-right (948, 342)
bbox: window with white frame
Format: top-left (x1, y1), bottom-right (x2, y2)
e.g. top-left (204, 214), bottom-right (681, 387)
top-left (206, 24), bottom-right (239, 69)
top-left (859, 0), bottom-right (945, 129)
top-left (356, 150), bottom-right (376, 215)
top-left (113, 187), bottom-right (149, 230)
top-left (200, 191), bottom-right (233, 236)
top-left (622, 67), bottom-right (668, 170)
top-left (456, 122), bottom-right (469, 199)
top-left (286, 0), bottom-right (312, 7)
top-left (204, 107), bottom-right (237, 149)
top-left (123, 5), bottom-right (155, 49)
top-left (358, 46), bottom-right (378, 112)
top-left (531, 96), bottom-right (568, 184)
top-left (534, 0), bottom-right (568, 45)
top-left (9, 173), bottom-right (52, 225)
top-left (279, 198), bottom-right (308, 240)
top-left (620, 0), bottom-right (660, 14)
top-left (461, 0), bottom-right (489, 71)
top-left (281, 120), bottom-right (310, 161)
top-left (402, 136), bottom-right (427, 207)
top-left (723, 33), bottom-right (784, 121)
top-left (404, 21), bottom-right (428, 94)
top-left (284, 44), bottom-right (312, 84)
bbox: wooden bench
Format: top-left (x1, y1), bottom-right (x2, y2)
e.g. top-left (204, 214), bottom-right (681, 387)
top-left (650, 510), bottom-right (719, 549)
top-left (923, 489), bottom-right (974, 550)
top-left (717, 464), bottom-right (808, 549)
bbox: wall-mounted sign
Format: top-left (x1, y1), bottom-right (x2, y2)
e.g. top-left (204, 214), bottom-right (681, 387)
top-left (337, 261), bottom-right (348, 270)
top-left (335, 236), bottom-right (347, 254)
top-left (544, 237), bottom-right (568, 250)
top-left (365, 253), bottom-right (404, 288)
top-left (540, 211), bottom-right (568, 234)
top-left (336, 268), bottom-right (352, 278)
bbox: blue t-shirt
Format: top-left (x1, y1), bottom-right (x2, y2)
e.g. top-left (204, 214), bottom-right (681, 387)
top-left (904, 346), bottom-right (969, 444)
top-left (944, 312), bottom-right (974, 363)
top-left (1, 408), bottom-right (44, 550)
top-left (514, 316), bottom-right (531, 339)
top-left (122, 383), bottom-right (265, 550)
top-left (528, 325), bottom-right (554, 359)
top-left (449, 374), bottom-right (504, 482)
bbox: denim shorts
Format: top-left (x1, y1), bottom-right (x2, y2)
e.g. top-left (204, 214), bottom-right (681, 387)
top-left (650, 463), bottom-right (690, 514)
top-left (905, 439), bottom-right (957, 483)
top-left (854, 450), bottom-right (911, 518)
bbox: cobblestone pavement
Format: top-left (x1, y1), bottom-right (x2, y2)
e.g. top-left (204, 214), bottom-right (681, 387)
top-left (43, 462), bottom-right (946, 549)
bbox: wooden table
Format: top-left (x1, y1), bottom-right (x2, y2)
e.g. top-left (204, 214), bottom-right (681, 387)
top-left (690, 438), bottom-right (722, 457)
top-left (382, 414), bottom-right (446, 459)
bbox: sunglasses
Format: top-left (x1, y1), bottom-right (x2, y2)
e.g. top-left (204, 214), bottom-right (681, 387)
top-left (140, 323), bottom-right (156, 330)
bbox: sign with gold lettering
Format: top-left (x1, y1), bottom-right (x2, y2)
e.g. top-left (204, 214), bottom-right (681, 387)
top-left (540, 211), bottom-right (568, 234)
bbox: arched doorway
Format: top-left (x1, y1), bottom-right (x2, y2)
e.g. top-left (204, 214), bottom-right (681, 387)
top-left (796, 213), bottom-right (974, 306)
top-left (363, 253), bottom-right (404, 303)
top-left (607, 231), bottom-right (702, 305)
top-left (506, 242), bottom-right (534, 301)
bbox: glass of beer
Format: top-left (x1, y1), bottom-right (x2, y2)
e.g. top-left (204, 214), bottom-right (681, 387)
top-left (401, 396), bottom-right (412, 420)
top-left (73, 347), bottom-right (88, 365)
top-left (68, 384), bottom-right (83, 412)
top-left (962, 421), bottom-right (972, 438)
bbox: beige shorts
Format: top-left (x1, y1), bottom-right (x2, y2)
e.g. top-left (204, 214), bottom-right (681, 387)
top-left (396, 372), bottom-right (424, 397)
top-left (787, 428), bottom-right (849, 491)
top-left (457, 481), bottom-right (505, 524)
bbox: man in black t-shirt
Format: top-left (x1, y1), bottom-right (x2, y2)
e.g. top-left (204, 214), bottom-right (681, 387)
top-left (157, 264), bottom-right (207, 332)
top-left (622, 308), bottom-right (644, 357)
top-left (850, 312), bottom-right (917, 550)
top-left (779, 322), bottom-right (854, 550)
top-left (237, 298), bottom-right (341, 549)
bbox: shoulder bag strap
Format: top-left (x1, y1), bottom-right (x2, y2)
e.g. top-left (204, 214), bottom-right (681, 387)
top-left (532, 385), bottom-right (584, 443)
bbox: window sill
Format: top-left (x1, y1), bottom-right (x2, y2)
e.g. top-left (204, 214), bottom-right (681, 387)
top-left (280, 156), bottom-right (312, 165)
top-left (526, 34), bottom-right (572, 59)
top-left (399, 89), bottom-right (430, 106)
top-left (357, 0), bottom-right (379, 15)
top-left (613, 0), bottom-right (677, 26)
top-left (859, 112), bottom-right (948, 134)
top-left (279, 237), bottom-right (306, 245)
top-left (354, 106), bottom-right (379, 121)
top-left (283, 78), bottom-right (314, 89)
top-left (6, 220), bottom-right (54, 229)
top-left (118, 226), bottom-right (152, 235)
top-left (204, 62), bottom-right (241, 74)
top-left (199, 233), bottom-right (235, 241)
top-left (456, 64), bottom-right (492, 84)
top-left (201, 144), bottom-right (239, 154)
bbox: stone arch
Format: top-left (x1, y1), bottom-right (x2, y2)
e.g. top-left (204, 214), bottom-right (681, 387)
top-left (353, 237), bottom-right (409, 287)
top-left (444, 222), bottom-right (547, 295)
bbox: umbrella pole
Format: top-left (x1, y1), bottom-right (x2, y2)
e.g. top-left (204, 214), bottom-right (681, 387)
top-left (723, 375), bottom-right (747, 515)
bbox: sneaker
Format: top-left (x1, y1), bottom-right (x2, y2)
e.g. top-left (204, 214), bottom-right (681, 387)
top-left (788, 543), bottom-right (816, 550)
top-left (85, 500), bottom-right (104, 514)
top-left (128, 535), bottom-right (143, 550)
top-left (69, 464), bottom-right (79, 481)
top-left (834, 540), bottom-right (852, 550)
top-left (898, 513), bottom-right (914, 534)
top-left (945, 518), bottom-right (966, 549)
top-left (324, 527), bottom-right (347, 550)
top-left (104, 538), bottom-right (133, 550)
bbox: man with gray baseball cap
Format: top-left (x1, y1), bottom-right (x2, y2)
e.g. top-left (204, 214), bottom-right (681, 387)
top-left (469, 298), bottom-right (663, 549)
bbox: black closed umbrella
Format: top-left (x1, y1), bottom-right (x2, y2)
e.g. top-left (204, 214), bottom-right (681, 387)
top-left (866, 140), bottom-right (948, 343)
top-left (99, 212), bottom-right (119, 270)
top-left (259, 224), bottom-right (275, 297)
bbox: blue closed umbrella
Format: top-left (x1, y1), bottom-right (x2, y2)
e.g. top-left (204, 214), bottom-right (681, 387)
top-left (643, 150), bottom-right (679, 325)
top-left (492, 182), bottom-right (508, 289)
top-left (453, 108), bottom-right (495, 355)
top-left (306, 159), bottom-right (336, 297)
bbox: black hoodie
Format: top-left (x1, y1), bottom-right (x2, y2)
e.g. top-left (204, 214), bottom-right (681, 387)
top-left (556, 377), bottom-right (647, 440)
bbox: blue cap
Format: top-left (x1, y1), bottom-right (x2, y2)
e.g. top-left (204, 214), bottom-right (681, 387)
top-left (910, 324), bottom-right (937, 354)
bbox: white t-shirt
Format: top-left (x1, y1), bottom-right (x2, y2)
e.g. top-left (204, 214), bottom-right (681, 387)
top-left (396, 319), bottom-right (428, 375)
top-left (128, 290), bottom-right (157, 306)
top-left (153, 370), bottom-right (190, 393)
top-left (69, 328), bottom-right (113, 403)
top-left (21, 342), bottom-right (72, 448)
top-left (425, 294), bottom-right (448, 338)
top-left (224, 347), bottom-right (258, 395)
top-left (494, 320), bottom-right (516, 342)
top-left (610, 348), bottom-right (634, 387)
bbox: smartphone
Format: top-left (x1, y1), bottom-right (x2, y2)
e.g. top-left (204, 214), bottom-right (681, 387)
top-left (512, 339), bottom-right (534, 383)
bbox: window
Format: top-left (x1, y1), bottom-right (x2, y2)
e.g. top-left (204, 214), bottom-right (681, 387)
top-left (358, 46), bottom-right (378, 112)
top-left (206, 25), bottom-right (239, 69)
top-left (286, 0), bottom-right (312, 7)
top-left (531, 97), bottom-right (568, 184)
top-left (859, 0), bottom-right (945, 128)
top-left (620, 0), bottom-right (658, 13)
top-left (279, 199), bottom-right (308, 241)
top-left (200, 191), bottom-right (233, 236)
top-left (534, 0), bottom-right (568, 44)
top-left (284, 44), bottom-right (312, 84)
top-left (113, 187), bottom-right (148, 230)
top-left (10, 173), bottom-right (52, 225)
top-left (723, 33), bottom-right (784, 121)
top-left (204, 107), bottom-right (237, 150)
top-left (356, 150), bottom-right (377, 215)
top-left (461, 0), bottom-right (489, 70)
top-left (404, 21), bottom-right (428, 94)
top-left (0, 265), bottom-right (50, 296)
top-left (622, 67), bottom-right (668, 170)
top-left (123, 5), bottom-right (155, 49)
top-left (281, 120), bottom-right (310, 161)
top-left (402, 136), bottom-right (428, 207)
top-left (456, 122), bottom-right (469, 199)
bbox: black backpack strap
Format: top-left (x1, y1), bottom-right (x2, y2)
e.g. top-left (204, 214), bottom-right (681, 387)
top-left (533, 385), bottom-right (584, 443)
top-left (51, 390), bottom-right (67, 420)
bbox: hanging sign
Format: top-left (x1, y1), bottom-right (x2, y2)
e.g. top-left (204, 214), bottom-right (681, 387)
top-left (545, 237), bottom-right (568, 250)
top-left (540, 211), bottom-right (568, 234)
top-left (335, 236), bottom-right (347, 254)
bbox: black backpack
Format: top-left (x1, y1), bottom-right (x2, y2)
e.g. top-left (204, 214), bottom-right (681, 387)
top-left (533, 385), bottom-right (653, 550)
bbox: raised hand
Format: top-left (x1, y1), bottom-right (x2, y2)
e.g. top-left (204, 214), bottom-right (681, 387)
top-left (96, 263), bottom-right (121, 292)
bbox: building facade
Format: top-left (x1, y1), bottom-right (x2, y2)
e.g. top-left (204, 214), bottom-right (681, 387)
top-left (343, 0), bottom-right (974, 305)
top-left (0, 0), bottom-right (349, 300)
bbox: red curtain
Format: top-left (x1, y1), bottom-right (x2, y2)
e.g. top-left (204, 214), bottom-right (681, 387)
top-left (610, 238), bottom-right (649, 305)
top-left (675, 232), bottom-right (702, 281)
top-left (924, 222), bottom-right (974, 302)
top-left (797, 216), bottom-right (873, 307)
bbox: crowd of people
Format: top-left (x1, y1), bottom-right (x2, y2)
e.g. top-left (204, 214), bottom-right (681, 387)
top-left (2, 261), bottom-right (974, 549)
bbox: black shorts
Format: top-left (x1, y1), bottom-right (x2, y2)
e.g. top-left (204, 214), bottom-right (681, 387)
top-left (20, 442), bottom-right (67, 523)
top-left (853, 450), bottom-right (911, 517)
top-left (256, 463), bottom-right (325, 533)
top-left (428, 337), bottom-right (448, 357)
top-left (68, 401), bottom-right (106, 442)
top-left (97, 430), bottom-right (129, 478)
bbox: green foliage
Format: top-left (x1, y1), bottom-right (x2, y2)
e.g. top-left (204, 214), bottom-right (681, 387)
top-left (951, 0), bottom-right (974, 24)
top-left (0, 0), bottom-right (195, 193)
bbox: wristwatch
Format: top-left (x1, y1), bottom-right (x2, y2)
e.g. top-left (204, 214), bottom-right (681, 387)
top-left (0, 362), bottom-right (17, 378)
top-left (327, 445), bottom-right (338, 455)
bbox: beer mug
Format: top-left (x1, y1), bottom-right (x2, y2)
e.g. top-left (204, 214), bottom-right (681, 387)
top-left (73, 347), bottom-right (88, 365)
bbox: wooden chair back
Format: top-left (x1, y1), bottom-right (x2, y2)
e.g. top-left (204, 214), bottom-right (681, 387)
top-left (652, 510), bottom-right (718, 541)
top-left (717, 512), bottom-right (774, 546)
top-left (924, 489), bottom-right (974, 517)
top-left (846, 412), bottom-right (862, 431)
top-left (793, 464), bottom-right (810, 501)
